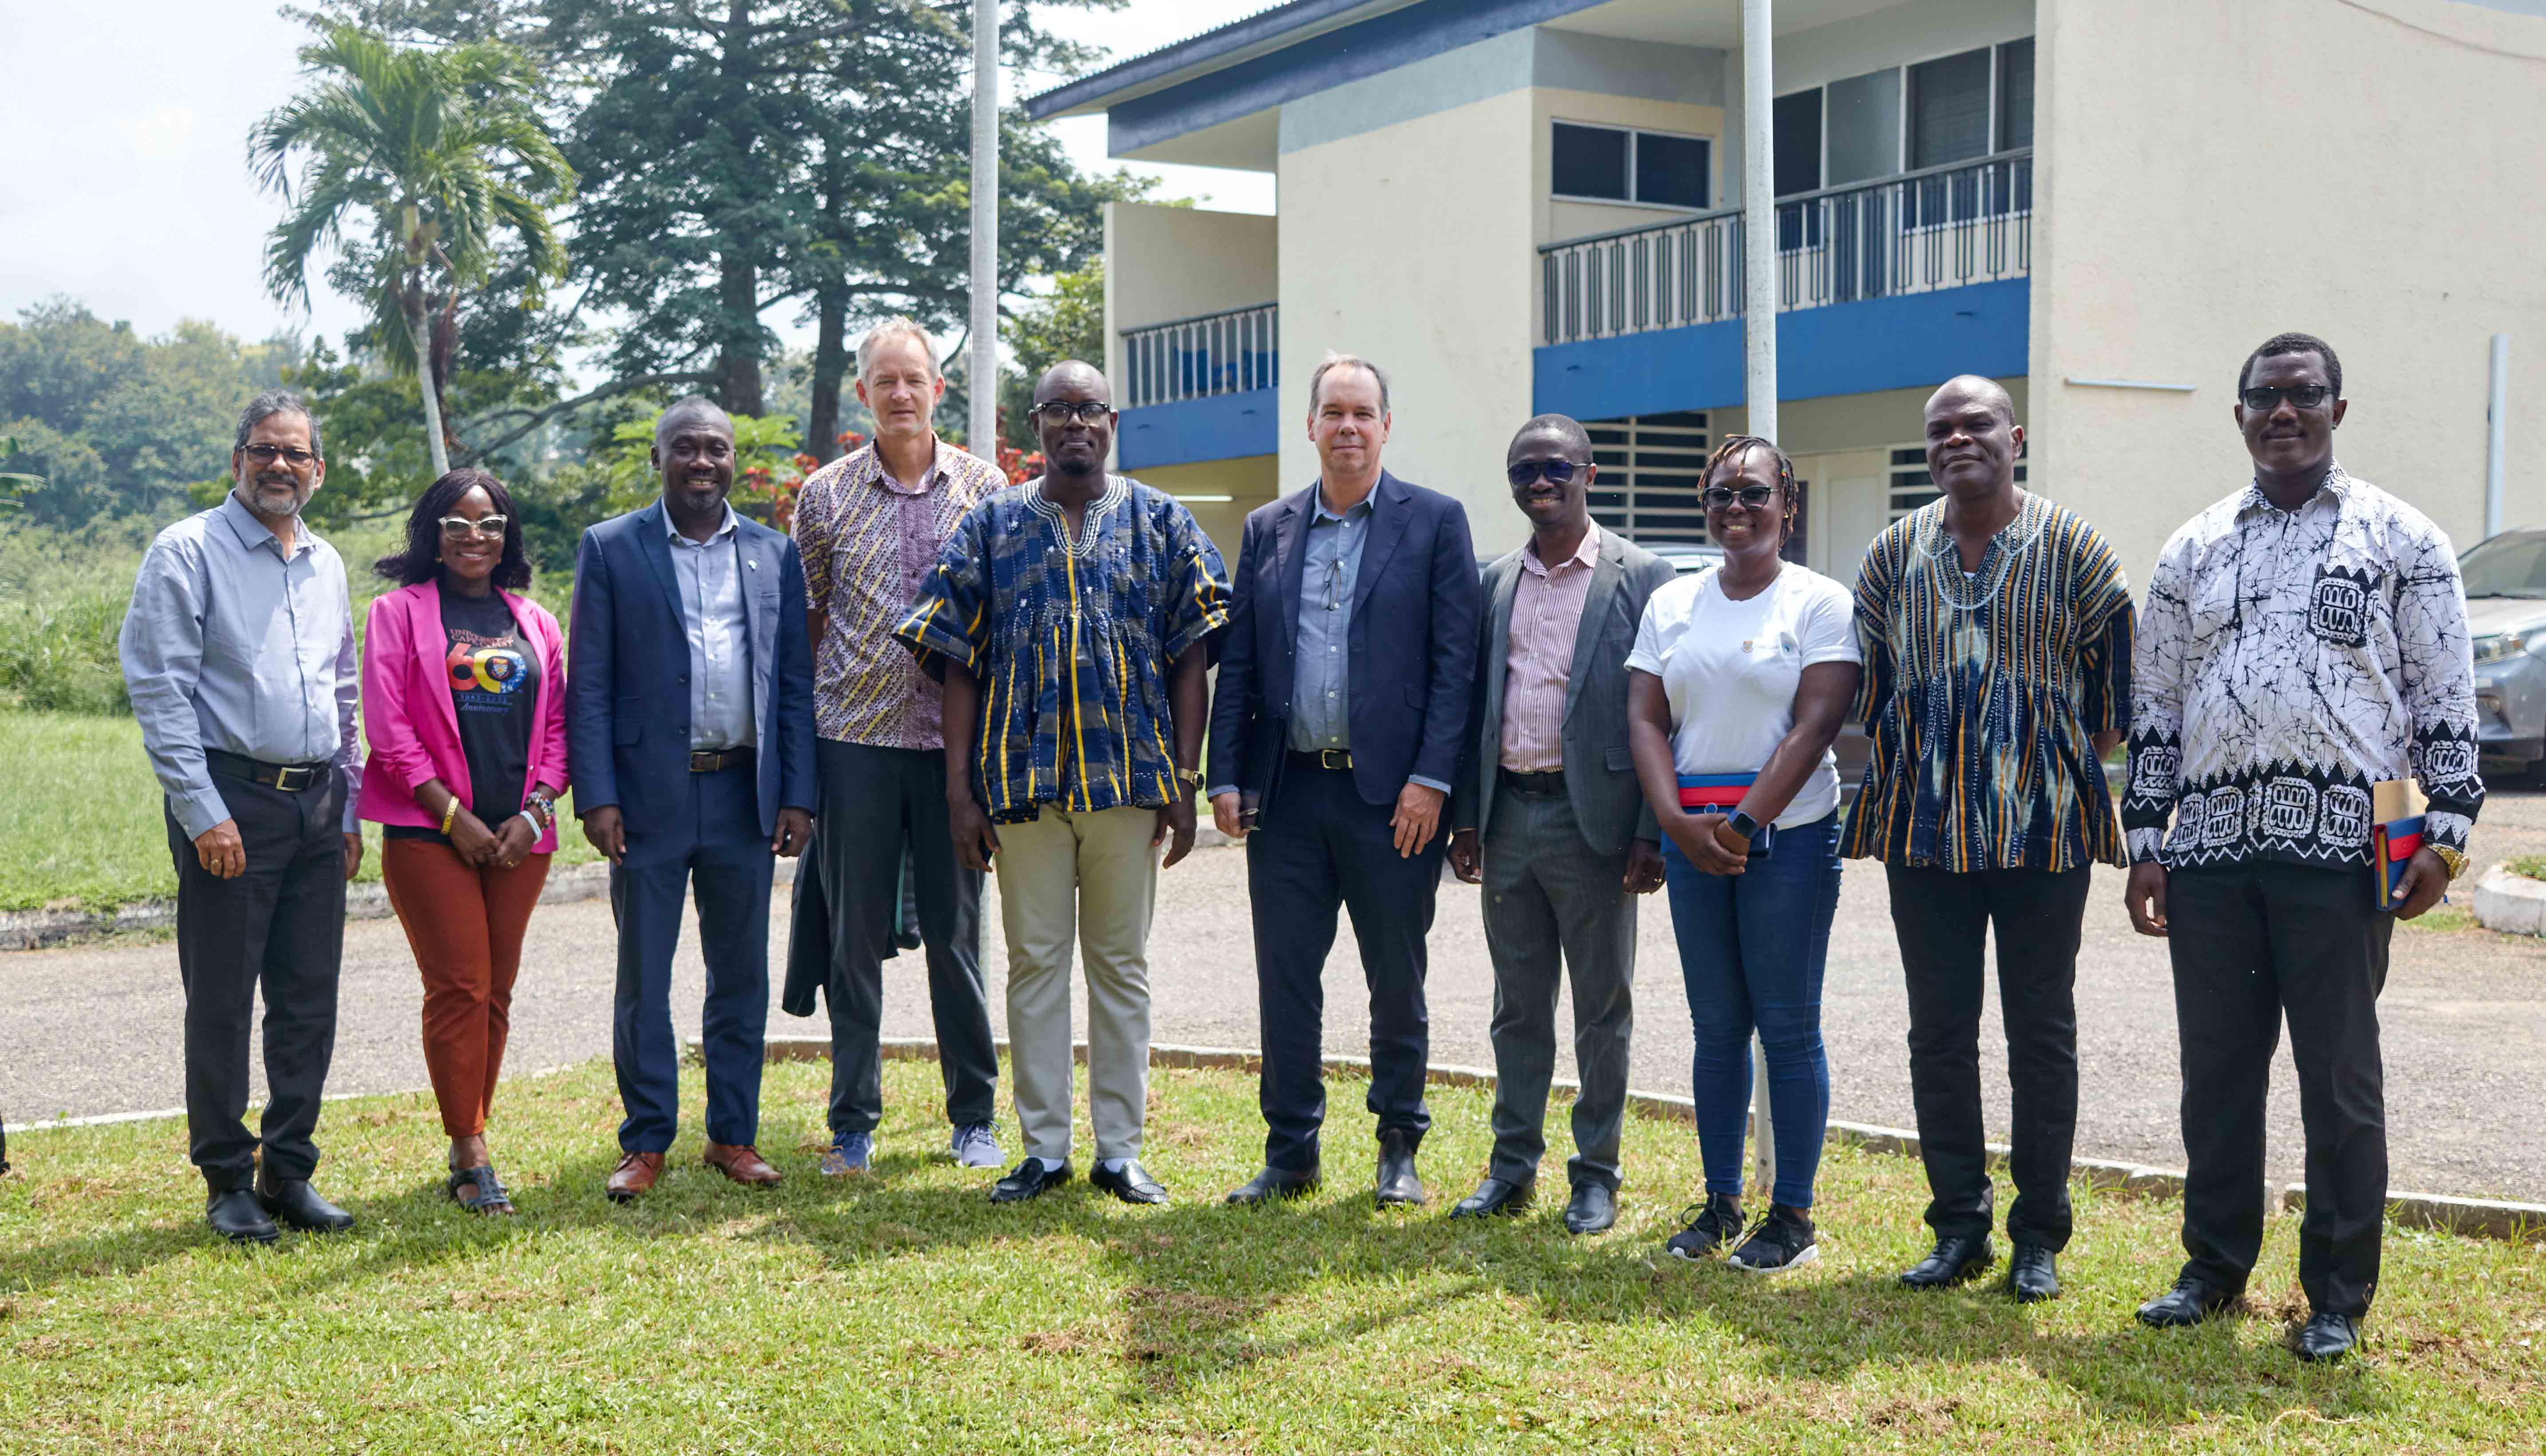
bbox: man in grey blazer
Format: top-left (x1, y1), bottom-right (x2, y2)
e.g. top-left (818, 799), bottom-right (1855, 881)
top-left (1446, 413), bottom-right (1673, 1234)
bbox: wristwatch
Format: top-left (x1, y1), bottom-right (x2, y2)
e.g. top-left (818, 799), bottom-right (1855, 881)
top-left (1725, 811), bottom-right (1763, 842)
top-left (1175, 769), bottom-right (1204, 794)
top-left (2431, 844), bottom-right (2469, 882)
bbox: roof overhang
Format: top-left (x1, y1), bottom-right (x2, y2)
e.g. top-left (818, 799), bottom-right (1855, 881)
top-left (1024, 0), bottom-right (1424, 122)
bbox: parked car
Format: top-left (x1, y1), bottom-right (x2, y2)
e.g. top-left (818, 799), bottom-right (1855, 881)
top-left (2463, 527), bottom-right (2546, 783)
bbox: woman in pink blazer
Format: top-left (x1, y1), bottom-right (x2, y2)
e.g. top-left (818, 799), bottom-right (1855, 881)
top-left (360, 468), bottom-right (569, 1215)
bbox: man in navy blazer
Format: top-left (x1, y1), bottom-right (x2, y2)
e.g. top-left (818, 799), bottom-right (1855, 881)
top-left (1207, 354), bottom-right (1483, 1208)
top-left (569, 397), bottom-right (816, 1202)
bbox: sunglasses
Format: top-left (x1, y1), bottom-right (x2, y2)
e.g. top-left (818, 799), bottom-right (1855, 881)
top-left (1702, 484), bottom-right (1777, 509)
top-left (1506, 458), bottom-right (1581, 488)
top-left (1030, 400), bottom-right (1114, 426)
top-left (2240, 383), bottom-right (2335, 412)
top-left (240, 444), bottom-right (317, 468)
top-left (439, 515), bottom-right (510, 541)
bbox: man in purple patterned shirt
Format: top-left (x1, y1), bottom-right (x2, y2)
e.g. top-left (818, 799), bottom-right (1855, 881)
top-left (784, 318), bottom-right (1008, 1177)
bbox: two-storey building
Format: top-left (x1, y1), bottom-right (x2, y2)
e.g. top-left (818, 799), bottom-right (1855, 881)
top-left (1027, 0), bottom-right (2543, 586)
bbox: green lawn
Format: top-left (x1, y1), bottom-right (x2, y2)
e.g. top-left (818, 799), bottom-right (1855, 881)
top-left (4, 1060), bottom-right (2541, 1453)
top-left (0, 708), bottom-right (600, 912)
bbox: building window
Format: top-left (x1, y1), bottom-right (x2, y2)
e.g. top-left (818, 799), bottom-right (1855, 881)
top-left (1586, 412), bottom-right (1711, 541)
top-left (1888, 445), bottom-right (2029, 522)
top-left (1907, 48), bottom-right (1994, 169)
top-left (1553, 122), bottom-right (1711, 209)
top-left (1773, 35), bottom-right (2034, 203)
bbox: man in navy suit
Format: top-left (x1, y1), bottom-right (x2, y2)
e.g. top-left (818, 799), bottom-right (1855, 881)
top-left (1208, 354), bottom-right (1483, 1209)
top-left (569, 397), bottom-right (817, 1201)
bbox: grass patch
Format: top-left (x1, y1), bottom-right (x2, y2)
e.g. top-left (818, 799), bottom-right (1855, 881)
top-left (4, 1060), bottom-right (2542, 1453)
top-left (2507, 855), bottom-right (2546, 882)
top-left (0, 708), bottom-right (601, 912)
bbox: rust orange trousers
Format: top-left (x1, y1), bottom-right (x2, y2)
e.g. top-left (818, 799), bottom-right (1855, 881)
top-left (381, 839), bottom-right (551, 1140)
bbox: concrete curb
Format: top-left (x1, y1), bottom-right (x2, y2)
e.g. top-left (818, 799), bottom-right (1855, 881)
top-left (2471, 862), bottom-right (2546, 937)
top-left (0, 858), bottom-right (798, 953)
top-left (716, 1033), bottom-right (2544, 1245)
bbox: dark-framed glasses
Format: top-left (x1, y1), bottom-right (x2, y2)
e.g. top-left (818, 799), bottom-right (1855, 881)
top-left (1030, 400), bottom-right (1113, 426)
top-left (439, 515), bottom-right (509, 541)
top-left (1506, 458), bottom-right (1581, 488)
top-left (1702, 483), bottom-right (1777, 509)
top-left (2240, 383), bottom-right (2335, 412)
top-left (240, 443), bottom-right (317, 468)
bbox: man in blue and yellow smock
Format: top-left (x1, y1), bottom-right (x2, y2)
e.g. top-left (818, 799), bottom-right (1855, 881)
top-left (897, 360), bottom-right (1229, 1207)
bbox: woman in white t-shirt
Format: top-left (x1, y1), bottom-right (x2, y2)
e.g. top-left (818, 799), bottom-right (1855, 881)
top-left (1625, 435), bottom-right (1863, 1274)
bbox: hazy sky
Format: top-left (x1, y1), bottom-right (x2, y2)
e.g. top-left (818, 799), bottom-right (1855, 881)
top-left (0, 0), bottom-right (1276, 355)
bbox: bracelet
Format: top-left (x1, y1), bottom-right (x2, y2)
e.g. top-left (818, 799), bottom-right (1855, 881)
top-left (514, 810), bottom-right (544, 838)
top-left (439, 797), bottom-right (460, 835)
top-left (528, 789), bottom-right (557, 828)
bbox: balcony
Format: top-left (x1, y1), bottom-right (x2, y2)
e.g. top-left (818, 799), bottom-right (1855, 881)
top-left (1115, 301), bottom-right (1281, 470)
top-left (1533, 152), bottom-right (2033, 422)
top-left (1540, 151), bottom-right (2031, 345)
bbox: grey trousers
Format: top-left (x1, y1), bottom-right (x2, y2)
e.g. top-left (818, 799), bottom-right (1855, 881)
top-left (814, 739), bottom-right (994, 1138)
top-left (993, 804), bottom-right (1159, 1164)
top-left (1480, 786), bottom-right (1637, 1192)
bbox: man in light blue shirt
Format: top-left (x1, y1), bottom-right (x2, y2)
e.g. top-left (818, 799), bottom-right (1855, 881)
top-left (118, 390), bottom-right (364, 1244)
top-left (664, 505), bottom-right (756, 751)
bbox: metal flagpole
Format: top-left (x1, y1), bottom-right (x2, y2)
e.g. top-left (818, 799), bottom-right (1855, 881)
top-left (970, 0), bottom-right (1000, 459)
top-left (1741, 0), bottom-right (1780, 1202)
top-left (2487, 333), bottom-right (2509, 541)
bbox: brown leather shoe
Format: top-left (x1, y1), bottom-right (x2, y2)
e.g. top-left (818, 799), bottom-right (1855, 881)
top-left (702, 1142), bottom-right (783, 1187)
top-left (607, 1150), bottom-right (664, 1203)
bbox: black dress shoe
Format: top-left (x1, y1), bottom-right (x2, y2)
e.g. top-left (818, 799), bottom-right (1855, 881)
top-left (1225, 1167), bottom-right (1319, 1205)
top-left (2008, 1243), bottom-right (2060, 1303)
top-left (1898, 1234), bottom-right (1995, 1288)
top-left (2136, 1275), bottom-right (2240, 1328)
top-left (206, 1188), bottom-right (280, 1244)
top-left (1090, 1158), bottom-right (1169, 1205)
top-left (1563, 1183), bottom-right (1617, 1235)
top-left (1375, 1128), bottom-right (1425, 1208)
top-left (2294, 1310), bottom-right (2360, 1363)
top-left (256, 1173), bottom-right (354, 1233)
top-left (989, 1158), bottom-right (1072, 1203)
top-left (1449, 1176), bottom-right (1534, 1219)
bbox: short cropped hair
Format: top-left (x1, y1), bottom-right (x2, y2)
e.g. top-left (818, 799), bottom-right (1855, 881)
top-left (2239, 331), bottom-right (2343, 400)
top-left (1308, 352), bottom-right (1390, 414)
top-left (235, 390), bottom-right (320, 459)
top-left (654, 395), bottom-right (729, 447)
top-left (1510, 413), bottom-right (1592, 460)
top-left (858, 317), bottom-right (940, 380)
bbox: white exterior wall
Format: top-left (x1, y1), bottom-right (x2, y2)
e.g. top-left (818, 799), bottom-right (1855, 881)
top-left (1277, 87), bottom-right (1541, 556)
top-left (2032, 0), bottom-right (2546, 584)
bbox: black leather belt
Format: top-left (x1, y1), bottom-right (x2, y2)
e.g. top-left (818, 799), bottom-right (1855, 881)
top-left (1289, 749), bottom-right (1353, 771)
top-left (206, 749), bottom-right (329, 792)
top-left (689, 747), bottom-right (755, 773)
top-left (1500, 768), bottom-right (1567, 797)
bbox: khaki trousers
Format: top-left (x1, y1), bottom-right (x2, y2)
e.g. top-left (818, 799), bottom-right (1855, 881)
top-left (994, 804), bottom-right (1158, 1164)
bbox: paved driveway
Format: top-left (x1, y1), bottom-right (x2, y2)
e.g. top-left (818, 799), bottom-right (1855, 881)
top-left (11, 789), bottom-right (2544, 1202)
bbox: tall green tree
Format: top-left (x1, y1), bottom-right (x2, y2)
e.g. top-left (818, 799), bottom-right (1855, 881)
top-left (250, 23), bottom-right (573, 477)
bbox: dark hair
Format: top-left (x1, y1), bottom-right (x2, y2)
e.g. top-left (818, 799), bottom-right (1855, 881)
top-left (373, 469), bottom-right (533, 591)
top-left (654, 394), bottom-right (730, 448)
top-left (1510, 413), bottom-right (1593, 460)
top-left (1700, 434), bottom-right (1800, 547)
top-left (2240, 331), bottom-right (2342, 399)
top-left (236, 389), bottom-right (321, 459)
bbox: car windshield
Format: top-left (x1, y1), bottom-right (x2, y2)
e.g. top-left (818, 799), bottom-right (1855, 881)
top-left (2459, 532), bottom-right (2546, 599)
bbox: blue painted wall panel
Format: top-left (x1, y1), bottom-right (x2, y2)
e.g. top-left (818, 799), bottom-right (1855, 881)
top-left (1533, 279), bottom-right (2030, 421)
top-left (1116, 389), bottom-right (1281, 470)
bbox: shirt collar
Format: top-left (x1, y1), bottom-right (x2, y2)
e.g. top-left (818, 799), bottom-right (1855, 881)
top-left (2237, 460), bottom-right (2352, 518)
top-left (868, 437), bottom-right (945, 496)
top-left (1309, 485), bottom-right (1375, 525)
top-left (215, 490), bottom-right (312, 559)
top-left (664, 503), bottom-right (740, 544)
top-left (1522, 521), bottom-right (1601, 576)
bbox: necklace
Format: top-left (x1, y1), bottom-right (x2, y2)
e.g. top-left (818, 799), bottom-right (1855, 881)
top-left (1028, 475), bottom-right (1124, 560)
top-left (1917, 494), bottom-right (2044, 612)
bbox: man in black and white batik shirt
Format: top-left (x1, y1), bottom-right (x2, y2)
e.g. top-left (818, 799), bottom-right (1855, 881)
top-left (2121, 332), bottom-right (2483, 1365)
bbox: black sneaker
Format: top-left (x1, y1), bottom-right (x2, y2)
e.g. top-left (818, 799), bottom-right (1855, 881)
top-left (1664, 1192), bottom-right (1743, 1261)
top-left (1727, 1205), bottom-right (1819, 1273)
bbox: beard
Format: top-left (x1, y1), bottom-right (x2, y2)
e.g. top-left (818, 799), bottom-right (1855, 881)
top-left (241, 473), bottom-right (308, 517)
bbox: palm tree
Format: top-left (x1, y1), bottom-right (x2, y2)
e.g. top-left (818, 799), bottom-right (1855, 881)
top-left (251, 24), bottom-right (572, 477)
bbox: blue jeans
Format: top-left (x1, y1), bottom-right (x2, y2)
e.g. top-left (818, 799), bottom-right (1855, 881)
top-left (1661, 811), bottom-right (1842, 1209)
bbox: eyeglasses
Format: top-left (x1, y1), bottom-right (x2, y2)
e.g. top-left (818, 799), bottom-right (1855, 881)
top-left (439, 515), bottom-right (509, 541)
top-left (1030, 401), bottom-right (1113, 426)
top-left (1702, 484), bottom-right (1777, 509)
top-left (1506, 459), bottom-right (1581, 488)
top-left (2240, 383), bottom-right (2335, 412)
top-left (240, 444), bottom-right (317, 468)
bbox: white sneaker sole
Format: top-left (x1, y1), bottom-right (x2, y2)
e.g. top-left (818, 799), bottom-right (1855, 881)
top-left (1729, 1242), bottom-right (1820, 1274)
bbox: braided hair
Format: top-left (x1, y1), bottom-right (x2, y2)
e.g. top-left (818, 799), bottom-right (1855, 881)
top-left (1699, 434), bottom-right (1799, 548)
